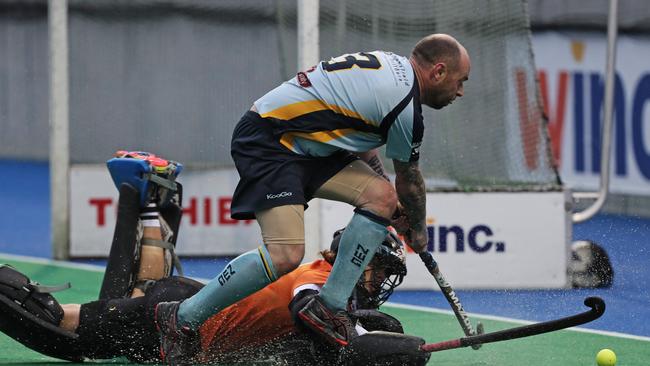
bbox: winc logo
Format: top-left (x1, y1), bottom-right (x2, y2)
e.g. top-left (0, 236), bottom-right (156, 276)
top-left (426, 224), bottom-right (505, 253)
top-left (266, 191), bottom-right (293, 200)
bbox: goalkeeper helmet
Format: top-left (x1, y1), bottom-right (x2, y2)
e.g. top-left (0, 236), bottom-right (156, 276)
top-left (330, 227), bottom-right (407, 309)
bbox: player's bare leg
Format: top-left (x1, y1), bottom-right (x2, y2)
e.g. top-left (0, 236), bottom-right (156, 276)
top-left (59, 304), bottom-right (81, 332)
top-left (131, 214), bottom-right (166, 298)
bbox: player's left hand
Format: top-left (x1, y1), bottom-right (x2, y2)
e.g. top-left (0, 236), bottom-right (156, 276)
top-left (390, 202), bottom-right (410, 234)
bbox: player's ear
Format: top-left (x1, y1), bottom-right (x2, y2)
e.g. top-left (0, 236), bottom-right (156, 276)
top-left (432, 62), bottom-right (447, 82)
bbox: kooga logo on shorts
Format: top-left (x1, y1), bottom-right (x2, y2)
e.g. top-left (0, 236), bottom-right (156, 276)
top-left (266, 191), bottom-right (293, 200)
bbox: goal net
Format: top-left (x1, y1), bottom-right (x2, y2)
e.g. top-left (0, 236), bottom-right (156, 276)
top-left (29, 0), bottom-right (560, 191)
top-left (311, 0), bottom-right (561, 191)
top-left (0, 0), bottom-right (564, 257)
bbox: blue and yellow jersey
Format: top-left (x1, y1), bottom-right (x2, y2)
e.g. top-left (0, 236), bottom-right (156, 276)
top-left (253, 51), bottom-right (423, 162)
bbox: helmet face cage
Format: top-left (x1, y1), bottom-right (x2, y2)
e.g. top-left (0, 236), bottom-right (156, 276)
top-left (354, 233), bottom-right (407, 308)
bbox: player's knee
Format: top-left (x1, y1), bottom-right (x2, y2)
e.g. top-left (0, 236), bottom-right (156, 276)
top-left (358, 180), bottom-right (397, 219)
top-left (267, 244), bottom-right (305, 276)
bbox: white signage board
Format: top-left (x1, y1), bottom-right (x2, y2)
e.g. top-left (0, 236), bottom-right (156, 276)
top-left (321, 191), bottom-right (570, 289)
top-left (533, 31), bottom-right (650, 195)
top-left (71, 166), bottom-right (569, 289)
top-left (70, 165), bottom-right (260, 257)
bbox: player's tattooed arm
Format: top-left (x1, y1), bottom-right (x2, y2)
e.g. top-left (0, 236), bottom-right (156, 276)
top-left (357, 149), bottom-right (390, 181)
top-left (392, 159), bottom-right (427, 253)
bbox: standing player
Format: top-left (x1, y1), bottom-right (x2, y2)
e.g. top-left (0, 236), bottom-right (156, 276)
top-left (156, 33), bottom-right (471, 362)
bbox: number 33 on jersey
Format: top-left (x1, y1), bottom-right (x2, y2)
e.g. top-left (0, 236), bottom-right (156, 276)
top-left (254, 50), bottom-right (424, 163)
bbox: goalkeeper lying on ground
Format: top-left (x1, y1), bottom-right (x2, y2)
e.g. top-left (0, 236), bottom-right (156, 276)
top-left (0, 152), bottom-right (429, 365)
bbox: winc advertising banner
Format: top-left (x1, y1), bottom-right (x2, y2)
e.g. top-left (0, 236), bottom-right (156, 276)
top-left (533, 32), bottom-right (650, 195)
top-left (321, 192), bottom-right (570, 290)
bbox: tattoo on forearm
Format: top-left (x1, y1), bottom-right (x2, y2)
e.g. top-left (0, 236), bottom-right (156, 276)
top-left (367, 156), bottom-right (390, 181)
top-left (395, 164), bottom-right (426, 232)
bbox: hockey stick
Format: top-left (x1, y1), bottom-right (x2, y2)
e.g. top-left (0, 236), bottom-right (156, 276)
top-left (419, 251), bottom-right (484, 349)
top-left (420, 296), bottom-right (605, 353)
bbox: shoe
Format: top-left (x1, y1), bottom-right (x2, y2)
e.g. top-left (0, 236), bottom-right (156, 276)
top-left (154, 301), bottom-right (198, 365)
top-left (297, 296), bottom-right (358, 346)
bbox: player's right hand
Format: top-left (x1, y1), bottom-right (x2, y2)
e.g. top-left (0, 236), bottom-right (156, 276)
top-left (404, 227), bottom-right (428, 253)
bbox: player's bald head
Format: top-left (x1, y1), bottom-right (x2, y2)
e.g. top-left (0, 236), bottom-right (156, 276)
top-left (410, 34), bottom-right (471, 109)
top-left (411, 34), bottom-right (465, 69)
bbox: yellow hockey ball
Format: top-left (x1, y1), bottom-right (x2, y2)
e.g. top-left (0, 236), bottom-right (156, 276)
top-left (596, 349), bottom-right (616, 366)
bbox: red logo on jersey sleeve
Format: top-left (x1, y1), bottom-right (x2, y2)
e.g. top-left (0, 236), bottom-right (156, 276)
top-left (297, 72), bottom-right (312, 87)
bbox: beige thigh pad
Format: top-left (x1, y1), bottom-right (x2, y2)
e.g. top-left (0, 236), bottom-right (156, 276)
top-left (256, 205), bottom-right (305, 246)
top-left (314, 159), bottom-right (382, 206)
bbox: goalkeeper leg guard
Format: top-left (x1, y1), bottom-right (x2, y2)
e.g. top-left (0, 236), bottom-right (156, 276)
top-left (0, 265), bottom-right (82, 362)
top-left (99, 183), bottom-right (141, 299)
top-left (99, 182), bottom-right (184, 299)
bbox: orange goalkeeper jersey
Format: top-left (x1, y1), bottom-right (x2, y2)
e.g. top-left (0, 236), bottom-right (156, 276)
top-left (197, 259), bottom-right (332, 357)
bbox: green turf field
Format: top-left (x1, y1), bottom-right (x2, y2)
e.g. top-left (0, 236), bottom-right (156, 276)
top-left (1, 255), bottom-right (649, 365)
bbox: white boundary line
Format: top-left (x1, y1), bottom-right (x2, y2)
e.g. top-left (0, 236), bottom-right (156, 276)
top-left (2, 253), bottom-right (649, 343)
top-left (0, 252), bottom-right (211, 283)
top-left (0, 253), bottom-right (105, 272)
top-left (384, 302), bottom-right (650, 343)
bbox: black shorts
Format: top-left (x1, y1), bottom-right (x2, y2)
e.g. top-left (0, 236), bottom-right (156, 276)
top-left (230, 111), bottom-right (358, 220)
top-left (75, 277), bottom-right (203, 362)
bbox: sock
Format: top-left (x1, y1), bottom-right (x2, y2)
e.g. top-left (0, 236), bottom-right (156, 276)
top-left (140, 203), bottom-right (160, 227)
top-left (177, 246), bottom-right (277, 330)
top-left (319, 210), bottom-right (389, 311)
